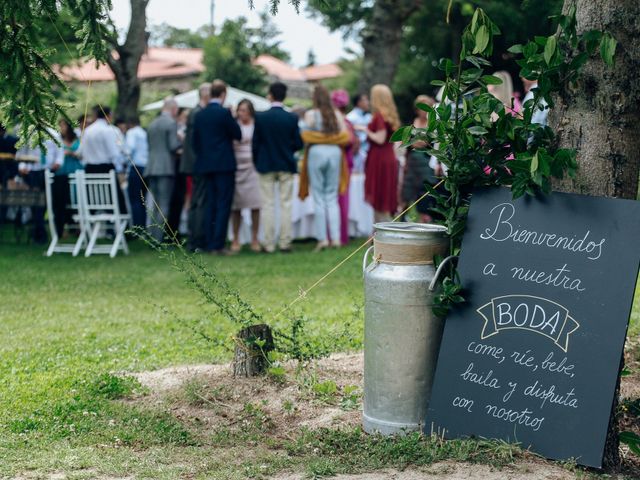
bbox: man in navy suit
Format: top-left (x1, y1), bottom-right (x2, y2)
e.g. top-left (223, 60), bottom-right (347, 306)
top-left (193, 80), bottom-right (242, 254)
top-left (252, 82), bottom-right (303, 253)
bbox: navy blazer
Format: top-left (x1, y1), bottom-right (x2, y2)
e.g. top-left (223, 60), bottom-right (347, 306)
top-left (193, 102), bottom-right (242, 174)
top-left (252, 106), bottom-right (303, 174)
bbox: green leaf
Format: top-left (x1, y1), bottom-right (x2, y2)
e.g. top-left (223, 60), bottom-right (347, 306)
top-left (507, 44), bottom-right (523, 54)
top-left (468, 126), bottom-right (488, 135)
top-left (416, 102), bottom-right (434, 113)
top-left (600, 33), bottom-right (617, 67)
top-left (390, 126), bottom-right (410, 142)
top-left (471, 8), bottom-right (479, 33)
top-left (401, 125), bottom-right (412, 144)
top-left (480, 75), bottom-right (503, 85)
top-left (544, 35), bottom-right (556, 65)
top-left (530, 151), bottom-right (539, 174)
top-left (473, 25), bottom-right (489, 54)
top-left (582, 29), bottom-right (603, 54)
top-left (620, 431), bottom-right (640, 456)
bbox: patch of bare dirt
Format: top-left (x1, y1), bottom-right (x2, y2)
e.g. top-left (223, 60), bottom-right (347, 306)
top-left (131, 353), bottom-right (364, 437)
top-left (127, 351), bottom-right (640, 479)
top-left (273, 461), bottom-right (575, 479)
top-left (11, 471), bottom-right (132, 480)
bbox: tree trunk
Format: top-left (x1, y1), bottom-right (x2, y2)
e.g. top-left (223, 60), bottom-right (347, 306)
top-left (233, 324), bottom-right (274, 377)
top-left (551, 0), bottom-right (640, 199)
top-left (551, 0), bottom-right (640, 470)
top-left (106, 0), bottom-right (149, 122)
top-left (358, 0), bottom-right (421, 92)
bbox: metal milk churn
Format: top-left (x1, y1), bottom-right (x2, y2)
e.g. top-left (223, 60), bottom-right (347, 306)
top-left (362, 222), bottom-right (449, 435)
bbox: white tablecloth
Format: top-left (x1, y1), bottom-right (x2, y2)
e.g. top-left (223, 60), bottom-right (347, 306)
top-left (229, 173), bottom-right (373, 244)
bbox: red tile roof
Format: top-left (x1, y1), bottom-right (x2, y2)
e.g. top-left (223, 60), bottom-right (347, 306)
top-left (302, 63), bottom-right (343, 81)
top-left (57, 50), bottom-right (342, 83)
top-left (254, 54), bottom-right (343, 81)
top-left (253, 54), bottom-right (306, 81)
top-left (57, 47), bottom-right (205, 82)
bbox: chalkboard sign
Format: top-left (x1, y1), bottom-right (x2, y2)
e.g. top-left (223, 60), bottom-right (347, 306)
top-left (426, 187), bottom-right (640, 468)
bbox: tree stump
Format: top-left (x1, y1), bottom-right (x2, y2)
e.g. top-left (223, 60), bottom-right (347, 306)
top-left (233, 324), bottom-right (274, 377)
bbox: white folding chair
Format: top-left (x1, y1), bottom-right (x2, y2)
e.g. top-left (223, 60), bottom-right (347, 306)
top-left (76, 170), bottom-right (131, 258)
top-left (45, 170), bottom-right (86, 256)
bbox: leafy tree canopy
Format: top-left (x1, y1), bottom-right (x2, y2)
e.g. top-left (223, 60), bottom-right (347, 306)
top-left (150, 9), bottom-right (290, 61)
top-left (1, 0), bottom-right (289, 142)
top-left (1, 0), bottom-right (112, 142)
top-left (203, 18), bottom-right (267, 95)
top-left (150, 24), bottom-right (211, 49)
top-left (307, 0), bottom-right (563, 119)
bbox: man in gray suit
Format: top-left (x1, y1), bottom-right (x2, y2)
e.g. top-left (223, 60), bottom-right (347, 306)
top-left (146, 98), bottom-right (181, 242)
top-left (182, 83), bottom-right (210, 251)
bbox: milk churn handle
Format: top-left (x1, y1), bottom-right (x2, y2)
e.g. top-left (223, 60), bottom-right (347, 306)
top-left (362, 245), bottom-right (375, 275)
top-left (429, 255), bottom-right (458, 291)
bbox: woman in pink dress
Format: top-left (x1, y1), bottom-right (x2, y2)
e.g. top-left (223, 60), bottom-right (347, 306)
top-left (363, 84), bottom-right (401, 222)
top-left (231, 99), bottom-right (262, 252)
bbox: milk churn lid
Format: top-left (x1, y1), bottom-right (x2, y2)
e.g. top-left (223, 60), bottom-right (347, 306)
top-left (373, 222), bottom-right (448, 246)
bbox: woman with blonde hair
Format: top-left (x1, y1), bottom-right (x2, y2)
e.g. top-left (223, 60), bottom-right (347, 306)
top-left (364, 84), bottom-right (401, 222)
top-left (488, 70), bottom-right (521, 114)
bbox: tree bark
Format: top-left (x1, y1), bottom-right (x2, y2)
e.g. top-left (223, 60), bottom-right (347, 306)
top-left (358, 0), bottom-right (421, 92)
top-left (551, 0), bottom-right (640, 470)
top-left (551, 0), bottom-right (640, 199)
top-left (105, 0), bottom-right (149, 122)
top-left (233, 324), bottom-right (274, 378)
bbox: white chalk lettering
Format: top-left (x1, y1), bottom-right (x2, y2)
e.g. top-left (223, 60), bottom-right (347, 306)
top-left (510, 264), bottom-right (586, 292)
top-left (453, 396), bottom-right (474, 412)
top-left (483, 263), bottom-right (498, 276)
top-left (503, 382), bottom-right (517, 403)
top-left (460, 362), bottom-right (501, 389)
top-left (480, 202), bottom-right (606, 261)
top-left (485, 404), bottom-right (545, 431)
top-left (496, 302), bottom-right (561, 337)
top-left (467, 342), bottom-right (505, 363)
top-left (524, 381), bottom-right (578, 409)
top-left (540, 352), bottom-right (575, 378)
top-left (511, 350), bottom-right (537, 370)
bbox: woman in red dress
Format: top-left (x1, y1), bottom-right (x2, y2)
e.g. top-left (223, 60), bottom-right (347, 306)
top-left (364, 84), bottom-right (401, 222)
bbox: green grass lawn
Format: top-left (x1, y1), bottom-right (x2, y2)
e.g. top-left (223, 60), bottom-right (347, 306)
top-left (1, 237), bottom-right (638, 479)
top-left (0, 239), bottom-right (366, 477)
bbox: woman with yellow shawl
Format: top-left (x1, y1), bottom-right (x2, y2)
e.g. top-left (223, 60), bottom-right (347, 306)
top-left (299, 85), bottom-right (351, 251)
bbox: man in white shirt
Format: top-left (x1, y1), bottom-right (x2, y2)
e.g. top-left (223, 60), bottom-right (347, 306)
top-left (347, 93), bottom-right (372, 173)
top-left (522, 77), bottom-right (549, 126)
top-left (81, 106), bottom-right (122, 173)
top-left (16, 129), bottom-right (65, 243)
top-left (80, 105), bottom-right (127, 212)
top-left (125, 117), bottom-right (149, 228)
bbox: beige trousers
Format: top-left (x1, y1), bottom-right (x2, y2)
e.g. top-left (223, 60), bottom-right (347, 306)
top-left (259, 172), bottom-right (294, 252)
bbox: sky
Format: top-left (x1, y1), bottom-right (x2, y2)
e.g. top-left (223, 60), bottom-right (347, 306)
top-left (109, 0), bottom-right (357, 66)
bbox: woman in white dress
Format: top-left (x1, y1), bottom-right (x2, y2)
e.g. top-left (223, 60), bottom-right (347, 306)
top-left (231, 99), bottom-right (262, 252)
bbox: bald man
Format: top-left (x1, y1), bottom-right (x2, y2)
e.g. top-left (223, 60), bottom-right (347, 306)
top-left (146, 97), bottom-right (182, 242)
